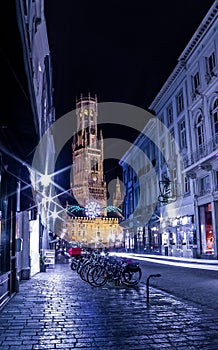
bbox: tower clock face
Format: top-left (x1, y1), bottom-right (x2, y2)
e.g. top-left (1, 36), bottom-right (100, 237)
top-left (91, 172), bottom-right (98, 182)
top-left (85, 201), bottom-right (101, 218)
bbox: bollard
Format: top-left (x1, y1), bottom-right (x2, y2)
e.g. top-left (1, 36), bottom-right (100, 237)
top-left (146, 274), bottom-right (161, 305)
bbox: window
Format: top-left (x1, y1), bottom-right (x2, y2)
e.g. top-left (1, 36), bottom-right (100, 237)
top-left (211, 98), bottom-right (218, 135)
top-left (199, 204), bottom-right (214, 254)
top-left (176, 90), bottom-right (184, 114)
top-left (216, 171), bottom-right (218, 191)
top-left (128, 191), bottom-right (133, 214)
top-left (184, 176), bottom-right (190, 194)
top-left (134, 185), bottom-right (140, 208)
top-left (159, 115), bottom-right (164, 132)
top-left (199, 176), bottom-right (211, 196)
top-left (150, 142), bottom-right (155, 162)
top-left (167, 103), bottom-right (173, 126)
top-left (179, 119), bottom-right (187, 149)
top-left (169, 129), bottom-right (175, 157)
top-left (196, 114), bottom-right (204, 146)
top-left (207, 51), bottom-right (216, 75)
top-left (192, 71), bottom-right (200, 92)
top-left (91, 159), bottom-right (98, 171)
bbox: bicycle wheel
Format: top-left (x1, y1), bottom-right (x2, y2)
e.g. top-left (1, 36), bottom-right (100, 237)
top-left (70, 258), bottom-right (79, 271)
top-left (122, 267), bottom-right (142, 286)
top-left (77, 258), bottom-right (85, 274)
top-left (80, 263), bottom-right (92, 282)
top-left (88, 265), bottom-right (107, 287)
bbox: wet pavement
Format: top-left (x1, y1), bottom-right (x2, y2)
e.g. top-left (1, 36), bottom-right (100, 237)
top-left (0, 261), bottom-right (218, 349)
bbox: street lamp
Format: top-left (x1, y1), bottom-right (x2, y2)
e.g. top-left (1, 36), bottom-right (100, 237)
top-left (40, 174), bottom-right (51, 187)
top-left (158, 177), bottom-right (171, 204)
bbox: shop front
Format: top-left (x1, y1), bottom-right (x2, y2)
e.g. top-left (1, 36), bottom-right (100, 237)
top-left (198, 203), bottom-right (215, 257)
top-left (161, 215), bottom-right (195, 258)
top-left (124, 230), bottom-right (135, 252)
top-left (143, 221), bottom-right (161, 254)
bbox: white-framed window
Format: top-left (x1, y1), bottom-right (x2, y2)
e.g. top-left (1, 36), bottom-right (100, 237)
top-left (184, 176), bottom-right (190, 194)
top-left (206, 51), bottom-right (216, 75)
top-left (167, 103), bottom-right (173, 126)
top-left (196, 114), bottom-right (204, 147)
top-left (211, 98), bottom-right (218, 135)
top-left (192, 71), bottom-right (200, 92)
top-left (179, 119), bottom-right (187, 149)
top-left (176, 90), bottom-right (184, 115)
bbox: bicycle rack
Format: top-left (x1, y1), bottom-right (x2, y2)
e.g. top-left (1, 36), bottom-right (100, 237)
top-left (146, 274), bottom-right (161, 305)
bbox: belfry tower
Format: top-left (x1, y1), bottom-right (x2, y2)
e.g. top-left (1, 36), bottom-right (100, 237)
top-left (62, 94), bottom-right (124, 248)
top-left (71, 94), bottom-right (107, 216)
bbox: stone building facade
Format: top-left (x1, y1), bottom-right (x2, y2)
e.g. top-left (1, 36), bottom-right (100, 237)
top-left (120, 1), bottom-right (218, 259)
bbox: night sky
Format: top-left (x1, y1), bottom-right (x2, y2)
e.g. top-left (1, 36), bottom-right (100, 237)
top-left (44, 0), bottom-right (215, 117)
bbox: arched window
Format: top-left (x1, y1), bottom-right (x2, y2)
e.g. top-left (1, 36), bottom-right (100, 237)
top-left (211, 98), bottom-right (218, 135)
top-left (196, 114), bottom-right (204, 147)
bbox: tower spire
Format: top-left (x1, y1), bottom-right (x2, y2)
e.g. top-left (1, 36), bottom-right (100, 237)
top-left (113, 177), bottom-right (123, 208)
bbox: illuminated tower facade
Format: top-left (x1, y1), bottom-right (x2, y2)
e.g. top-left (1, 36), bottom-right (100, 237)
top-left (113, 177), bottom-right (123, 208)
top-left (71, 94), bottom-right (107, 216)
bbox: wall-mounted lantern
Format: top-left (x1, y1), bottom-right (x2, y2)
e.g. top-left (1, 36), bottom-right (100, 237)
top-left (158, 177), bottom-right (171, 204)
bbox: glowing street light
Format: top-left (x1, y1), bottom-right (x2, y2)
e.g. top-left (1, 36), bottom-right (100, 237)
top-left (40, 174), bottom-right (51, 187)
top-left (51, 211), bottom-right (58, 219)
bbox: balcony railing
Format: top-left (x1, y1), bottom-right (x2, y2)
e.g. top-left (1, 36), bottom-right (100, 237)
top-left (184, 133), bottom-right (218, 168)
top-left (199, 188), bottom-right (211, 196)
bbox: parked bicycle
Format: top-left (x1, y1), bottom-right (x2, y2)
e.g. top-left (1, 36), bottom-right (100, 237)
top-left (70, 249), bottom-right (142, 288)
top-left (88, 255), bottom-right (142, 287)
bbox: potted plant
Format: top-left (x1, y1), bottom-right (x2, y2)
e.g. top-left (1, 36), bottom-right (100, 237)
top-left (40, 255), bottom-right (47, 272)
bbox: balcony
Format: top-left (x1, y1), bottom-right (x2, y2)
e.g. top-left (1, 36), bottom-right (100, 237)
top-left (184, 133), bottom-right (218, 168)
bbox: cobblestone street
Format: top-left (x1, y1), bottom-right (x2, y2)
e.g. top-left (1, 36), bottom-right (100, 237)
top-left (0, 262), bottom-right (218, 350)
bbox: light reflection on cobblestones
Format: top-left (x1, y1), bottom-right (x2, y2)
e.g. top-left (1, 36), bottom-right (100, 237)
top-left (0, 263), bottom-right (217, 349)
